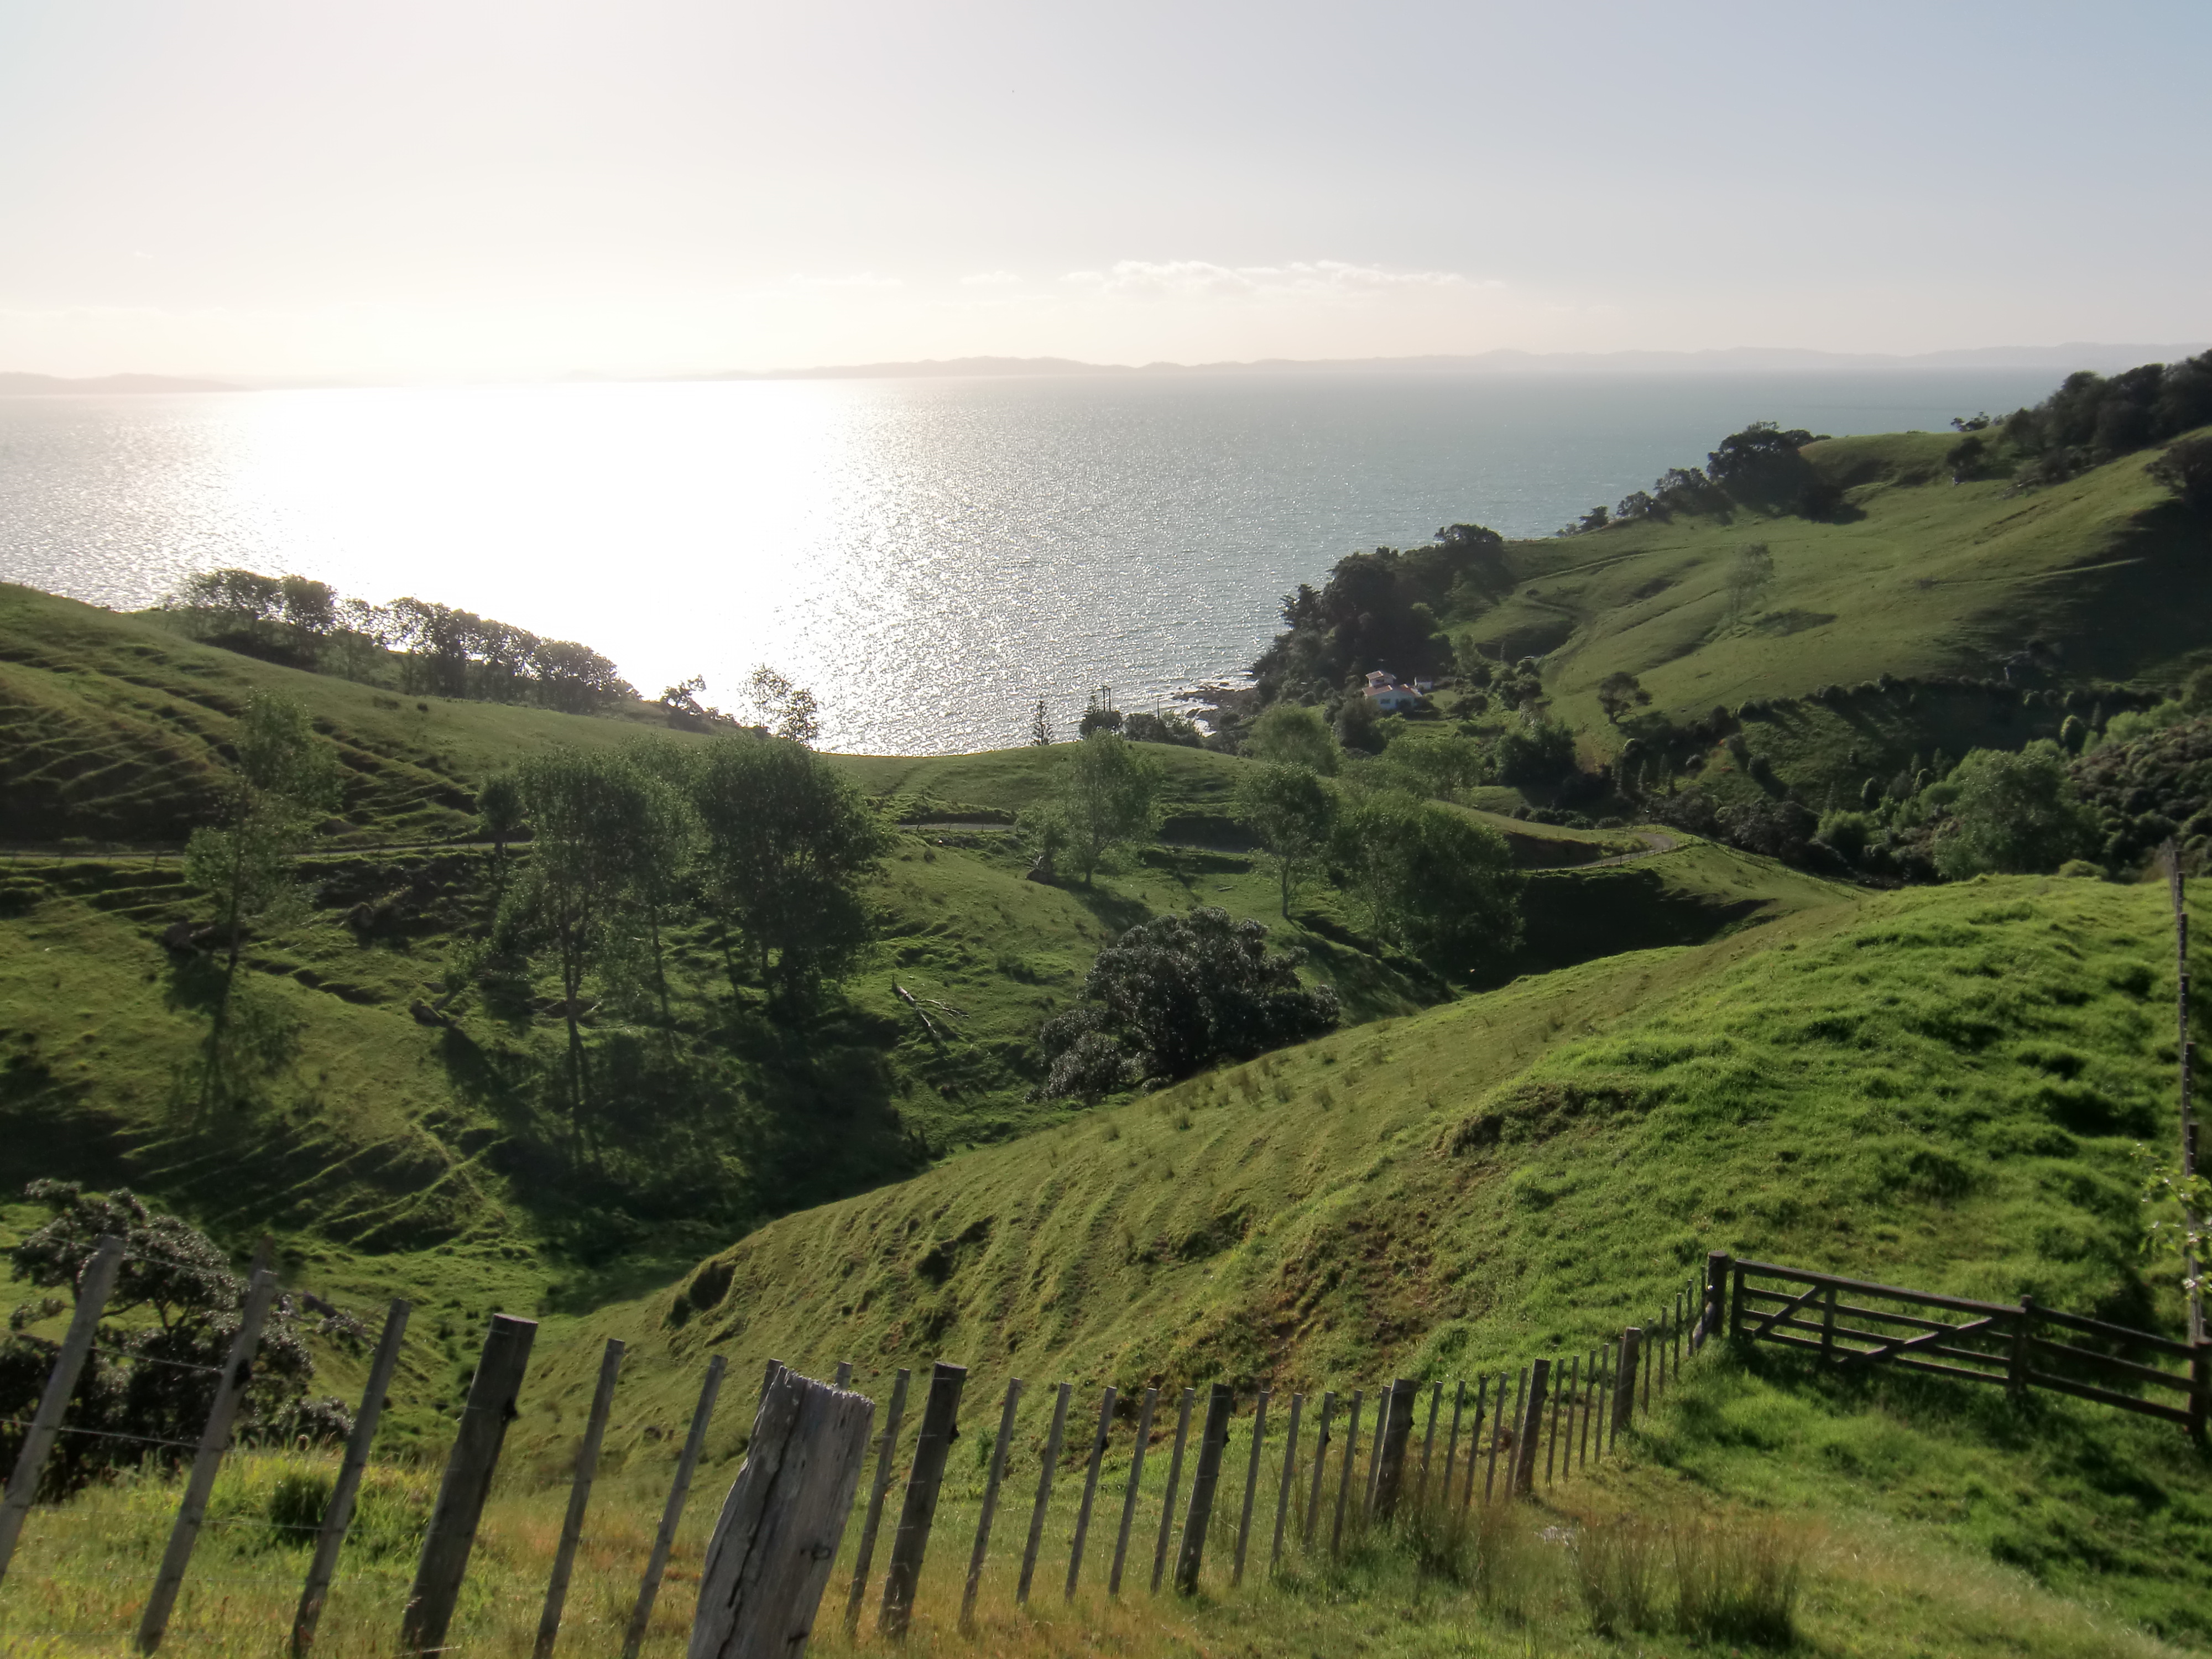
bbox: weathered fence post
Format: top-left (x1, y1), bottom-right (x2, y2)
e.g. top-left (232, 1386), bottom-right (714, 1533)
top-left (688, 1366), bottom-right (875, 1659)
top-left (1232, 1389), bottom-right (1268, 1584)
top-left (531, 1335), bottom-right (622, 1659)
top-left (1415, 1381), bottom-right (1442, 1505)
top-left (1302, 1391), bottom-right (1334, 1544)
top-left (1486, 1371), bottom-right (1520, 1504)
top-left (0, 1233), bottom-right (122, 1585)
top-left (1107, 1385), bottom-right (1156, 1595)
top-left (294, 1298), bottom-right (412, 1656)
top-left (1510, 1359), bottom-right (1550, 1497)
top-left (1373, 1378), bottom-right (1418, 1520)
top-left (2192, 1337), bottom-right (2210, 1442)
top-left (1578, 1351), bottom-right (1597, 1469)
top-left (1269, 1392), bottom-right (1301, 1574)
top-left (1547, 1358), bottom-right (1574, 1486)
top-left (1439, 1380), bottom-right (1465, 1506)
top-left (1064, 1385), bottom-right (1117, 1599)
top-left (400, 1312), bottom-right (537, 1657)
top-left (1149, 1386), bottom-right (1193, 1593)
top-left (961, 1378), bottom-right (1021, 1630)
top-left (2008, 1297), bottom-right (2035, 1399)
top-left (843, 1365), bottom-right (908, 1633)
top-left (138, 1265), bottom-right (280, 1654)
top-left (1019, 1381), bottom-right (1071, 1604)
top-left (1701, 1253), bottom-right (1729, 1349)
top-left (1172, 1384), bottom-right (1234, 1594)
top-left (834, 1361), bottom-right (853, 1388)
top-left (624, 1353), bottom-right (727, 1659)
top-left (1610, 1329), bottom-right (1642, 1449)
top-left (878, 1360), bottom-right (966, 1637)
top-left (1460, 1377), bottom-right (1488, 1507)
top-left (1331, 1390), bottom-right (1362, 1550)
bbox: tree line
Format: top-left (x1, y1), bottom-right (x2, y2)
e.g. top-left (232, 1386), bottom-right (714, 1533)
top-left (163, 567), bottom-right (636, 714)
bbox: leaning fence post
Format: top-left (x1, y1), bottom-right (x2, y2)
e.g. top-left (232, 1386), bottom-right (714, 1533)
top-left (530, 1335), bottom-right (622, 1659)
top-left (1149, 1387), bottom-right (1194, 1593)
top-left (1611, 1329), bottom-right (1642, 1449)
top-left (1486, 1371), bottom-right (1520, 1504)
top-left (1232, 1389), bottom-right (1269, 1584)
top-left (1439, 1380), bottom-right (1465, 1507)
top-left (0, 1233), bottom-right (122, 1586)
top-left (1173, 1384), bottom-right (1234, 1594)
top-left (1064, 1385), bottom-right (1117, 1600)
top-left (1373, 1379), bottom-right (1418, 1520)
top-left (138, 1264), bottom-right (280, 1655)
top-left (961, 1378), bottom-right (1021, 1631)
top-left (1302, 1391), bottom-right (1334, 1545)
top-left (843, 1365), bottom-right (909, 1633)
top-left (1363, 1387), bottom-right (1389, 1515)
top-left (1547, 1358), bottom-right (1574, 1487)
top-left (1510, 1359), bottom-right (1551, 1497)
top-left (1269, 1392), bottom-right (1301, 1575)
top-left (400, 1312), bottom-right (538, 1657)
top-left (294, 1298), bottom-right (412, 1656)
top-left (623, 1353), bottom-right (727, 1659)
top-left (1019, 1381), bottom-right (1072, 1604)
top-left (1107, 1385), bottom-right (1156, 1595)
top-left (1460, 1377), bottom-right (1488, 1507)
top-left (878, 1360), bottom-right (966, 1637)
top-left (1331, 1390), bottom-right (1363, 1551)
top-left (688, 1366), bottom-right (876, 1659)
top-left (1415, 1380), bottom-right (1442, 1506)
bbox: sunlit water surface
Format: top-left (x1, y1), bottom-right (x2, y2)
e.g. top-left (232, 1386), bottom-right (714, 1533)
top-left (0, 370), bottom-right (2060, 752)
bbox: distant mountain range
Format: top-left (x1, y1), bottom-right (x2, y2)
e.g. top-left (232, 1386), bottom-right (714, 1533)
top-left (0, 371), bottom-right (242, 394)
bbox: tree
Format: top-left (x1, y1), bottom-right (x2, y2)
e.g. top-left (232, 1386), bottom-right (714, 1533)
top-left (1058, 732), bottom-right (1162, 885)
top-left (1595, 671), bottom-right (1651, 724)
top-left (1029, 698), bottom-right (1053, 745)
top-left (1933, 742), bottom-right (2099, 878)
top-left (1237, 763), bottom-right (1338, 916)
top-left (2148, 435), bottom-right (2212, 512)
top-left (1244, 702), bottom-right (1339, 774)
top-left (1123, 709), bottom-right (1203, 747)
top-left (1038, 908), bottom-right (1338, 1099)
top-left (688, 737), bottom-right (889, 1007)
top-left (1494, 718), bottom-right (1579, 786)
top-left (1725, 542), bottom-right (1775, 623)
top-left (477, 770), bottom-right (525, 889)
top-left (746, 666), bottom-right (821, 745)
top-left (182, 692), bottom-right (342, 1110)
top-left (1078, 686), bottom-right (1124, 737)
top-left (1331, 793), bottom-right (1522, 973)
top-left (0, 1181), bottom-right (357, 1496)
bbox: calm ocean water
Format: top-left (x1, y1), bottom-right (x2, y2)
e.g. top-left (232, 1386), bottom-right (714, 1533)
top-left (0, 369), bottom-right (2062, 753)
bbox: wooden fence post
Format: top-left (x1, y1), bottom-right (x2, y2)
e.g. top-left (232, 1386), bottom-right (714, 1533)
top-left (530, 1336), bottom-right (622, 1659)
top-left (688, 1367), bottom-right (876, 1659)
top-left (1415, 1381), bottom-right (1442, 1506)
top-left (1107, 1385), bottom-right (1156, 1595)
top-left (400, 1312), bottom-right (538, 1657)
top-left (878, 1360), bottom-right (966, 1637)
top-left (834, 1361), bottom-right (853, 1388)
top-left (1578, 1351), bottom-right (1597, 1470)
top-left (1547, 1359), bottom-right (1574, 1486)
top-left (1486, 1371), bottom-right (1520, 1504)
top-left (1331, 1390), bottom-right (1362, 1551)
top-left (1232, 1389), bottom-right (1269, 1584)
top-left (1302, 1391), bottom-right (1334, 1545)
top-left (0, 1233), bottom-right (122, 1585)
top-left (1611, 1329), bottom-right (1642, 1449)
top-left (623, 1353), bottom-right (727, 1659)
top-left (1149, 1387), bottom-right (1193, 1593)
top-left (294, 1298), bottom-right (412, 1657)
top-left (2192, 1337), bottom-right (2210, 1443)
top-left (1064, 1385), bottom-right (1117, 1599)
top-left (1269, 1392), bottom-right (1301, 1574)
top-left (1019, 1381), bottom-right (1071, 1604)
top-left (2009, 1298), bottom-right (2034, 1399)
top-left (1460, 1377), bottom-right (1488, 1507)
top-left (1172, 1384), bottom-right (1234, 1594)
top-left (138, 1265), bottom-right (280, 1655)
top-left (961, 1379), bottom-right (1021, 1630)
top-left (1373, 1379), bottom-right (1418, 1520)
top-left (1510, 1359), bottom-right (1550, 1497)
top-left (843, 1366), bottom-right (908, 1633)
top-left (1439, 1381), bottom-right (1465, 1506)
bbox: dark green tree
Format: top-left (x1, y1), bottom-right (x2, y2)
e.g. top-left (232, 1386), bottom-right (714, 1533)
top-left (1595, 671), bottom-right (1651, 723)
top-left (1331, 794), bottom-right (1523, 973)
top-left (1934, 742), bottom-right (2099, 878)
top-left (1236, 763), bottom-right (1338, 916)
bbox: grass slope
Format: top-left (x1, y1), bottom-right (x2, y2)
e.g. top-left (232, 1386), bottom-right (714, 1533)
top-left (515, 870), bottom-right (2209, 1640)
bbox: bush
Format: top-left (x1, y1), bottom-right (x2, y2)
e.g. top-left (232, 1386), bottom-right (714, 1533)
top-left (2148, 435), bottom-right (2212, 510)
top-left (1933, 742), bottom-right (2098, 878)
top-left (1495, 719), bottom-right (1579, 786)
top-left (1816, 810), bottom-right (1874, 862)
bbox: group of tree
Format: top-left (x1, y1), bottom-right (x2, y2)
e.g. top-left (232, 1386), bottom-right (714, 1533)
top-left (0, 1181), bottom-right (358, 1496)
top-left (1563, 424), bottom-right (1837, 536)
top-left (1998, 351), bottom-right (2212, 487)
top-left (1070, 686), bottom-right (1204, 747)
top-left (165, 568), bottom-right (636, 714)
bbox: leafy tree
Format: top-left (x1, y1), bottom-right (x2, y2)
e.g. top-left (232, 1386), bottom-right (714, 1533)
top-left (1378, 732), bottom-right (1486, 799)
top-left (1039, 907), bottom-right (1338, 1099)
top-left (1056, 732), bottom-right (1162, 885)
top-left (1494, 718), bottom-right (1579, 786)
top-left (1244, 702), bottom-right (1339, 774)
top-left (182, 692), bottom-right (342, 1109)
top-left (1236, 763), bottom-right (1338, 916)
top-left (1123, 709), bottom-right (1203, 747)
top-left (0, 1181), bottom-right (357, 1496)
top-left (476, 770), bottom-right (525, 893)
top-left (1029, 698), bottom-right (1053, 746)
top-left (1725, 542), bottom-right (1775, 623)
top-left (2148, 435), bottom-right (2212, 512)
top-left (1330, 794), bottom-right (1522, 973)
top-left (1934, 742), bottom-right (2099, 878)
top-left (1077, 686), bottom-right (1124, 737)
top-left (1705, 422), bottom-right (1838, 517)
top-left (746, 666), bottom-right (821, 745)
top-left (689, 737), bottom-right (889, 1006)
top-left (1596, 671), bottom-right (1651, 723)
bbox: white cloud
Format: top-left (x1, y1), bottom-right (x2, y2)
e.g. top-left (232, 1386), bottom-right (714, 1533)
top-left (1059, 259), bottom-right (1496, 300)
top-left (958, 270), bottom-right (1022, 286)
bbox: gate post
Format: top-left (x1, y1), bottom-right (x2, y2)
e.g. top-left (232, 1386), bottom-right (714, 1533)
top-left (1702, 1252), bottom-right (1731, 1351)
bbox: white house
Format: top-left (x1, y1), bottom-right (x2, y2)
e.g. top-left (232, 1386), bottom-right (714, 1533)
top-left (1363, 670), bottom-right (1422, 712)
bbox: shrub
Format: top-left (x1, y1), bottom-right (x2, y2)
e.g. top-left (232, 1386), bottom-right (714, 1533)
top-left (1933, 742), bottom-right (2099, 878)
top-left (1817, 810), bottom-right (1874, 862)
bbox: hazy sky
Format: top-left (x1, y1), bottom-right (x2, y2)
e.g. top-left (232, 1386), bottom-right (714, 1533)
top-left (2, 1), bottom-right (2206, 379)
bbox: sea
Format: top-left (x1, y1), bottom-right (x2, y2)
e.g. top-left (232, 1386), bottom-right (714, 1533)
top-left (0, 368), bottom-right (2067, 753)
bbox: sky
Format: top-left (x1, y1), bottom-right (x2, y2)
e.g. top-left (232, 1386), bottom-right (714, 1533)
top-left (1, 0), bottom-right (2208, 380)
